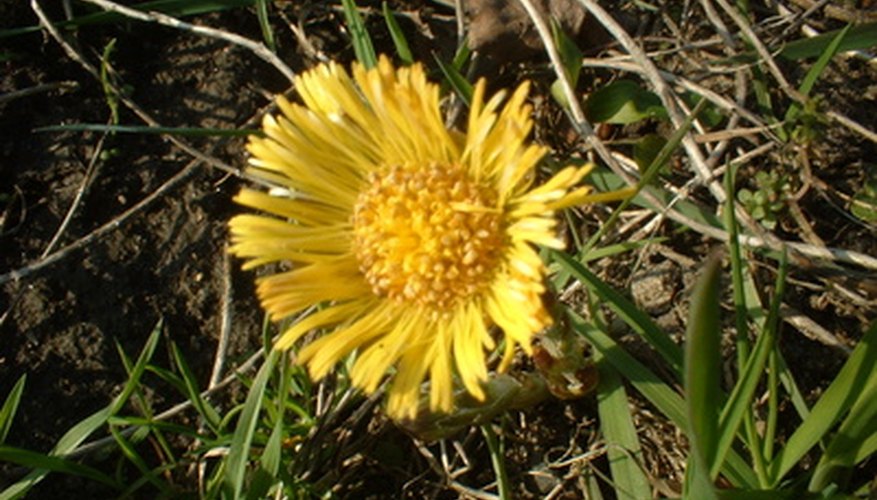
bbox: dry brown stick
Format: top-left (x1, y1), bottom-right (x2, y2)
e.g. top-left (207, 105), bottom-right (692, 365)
top-left (512, 0), bottom-right (637, 191)
top-left (0, 160), bottom-right (200, 286)
top-left (713, 0), bottom-right (802, 103)
top-left (514, 0), bottom-right (877, 271)
top-left (0, 81), bottom-right (78, 104)
top-left (209, 246), bottom-right (233, 389)
top-left (573, 0), bottom-right (725, 203)
top-left (827, 111), bottom-right (877, 145)
top-left (10, 1), bottom-right (248, 286)
top-left (80, 0), bottom-right (296, 83)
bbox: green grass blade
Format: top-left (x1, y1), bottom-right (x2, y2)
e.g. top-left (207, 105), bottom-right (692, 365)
top-left (254, 0), bottom-right (276, 52)
top-left (224, 348), bottom-right (280, 499)
top-left (35, 123), bottom-right (258, 137)
top-left (0, 407), bottom-right (111, 499)
top-left (0, 446), bottom-right (119, 489)
top-left (433, 54), bottom-right (473, 106)
top-left (797, 25), bottom-right (850, 98)
top-left (714, 310), bottom-right (772, 478)
top-left (110, 319), bottom-right (163, 415)
top-left (342, 0), bottom-right (377, 68)
top-left (785, 24), bottom-right (851, 126)
top-left (170, 343), bottom-right (222, 433)
top-left (808, 367), bottom-right (877, 491)
top-left (382, 2), bottom-right (413, 65)
top-left (552, 250), bottom-right (683, 375)
top-left (761, 251), bottom-right (789, 463)
top-left (768, 321), bottom-right (877, 484)
top-left (685, 257), bottom-right (722, 477)
top-left (569, 313), bottom-right (758, 486)
top-left (482, 424), bottom-right (512, 500)
top-left (594, 351), bottom-right (650, 500)
top-left (778, 22), bottom-right (877, 61)
top-left (246, 356), bottom-right (291, 500)
top-left (0, 375), bottom-right (25, 444)
top-left (110, 427), bottom-right (173, 495)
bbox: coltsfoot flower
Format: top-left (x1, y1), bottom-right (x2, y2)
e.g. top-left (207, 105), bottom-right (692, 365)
top-left (229, 56), bottom-right (622, 420)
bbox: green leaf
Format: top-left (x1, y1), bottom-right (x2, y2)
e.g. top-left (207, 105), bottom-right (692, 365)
top-left (685, 257), bottom-right (722, 481)
top-left (594, 351), bottom-right (651, 500)
top-left (342, 0), bottom-right (377, 69)
top-left (0, 375), bottom-right (25, 444)
top-left (110, 427), bottom-right (173, 495)
top-left (633, 134), bottom-right (667, 174)
top-left (851, 179), bottom-right (877, 222)
top-left (549, 19), bottom-right (583, 110)
top-left (434, 54), bottom-right (473, 106)
top-left (0, 446), bottom-right (119, 489)
top-left (224, 348), bottom-right (280, 500)
top-left (585, 80), bottom-right (667, 125)
top-left (798, 25), bottom-right (850, 99)
top-left (779, 22), bottom-right (877, 61)
top-left (808, 367), bottom-right (877, 491)
top-left (768, 321), bottom-right (877, 484)
top-left (382, 2), bottom-right (413, 65)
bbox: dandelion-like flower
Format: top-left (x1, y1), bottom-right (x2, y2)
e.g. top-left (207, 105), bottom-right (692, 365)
top-left (230, 56), bottom-right (620, 420)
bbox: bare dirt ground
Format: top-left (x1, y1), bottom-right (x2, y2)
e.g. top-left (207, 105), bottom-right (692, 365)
top-left (1, 0), bottom-right (876, 497)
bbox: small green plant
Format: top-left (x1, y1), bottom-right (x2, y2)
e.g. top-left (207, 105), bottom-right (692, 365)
top-left (737, 170), bottom-right (791, 230)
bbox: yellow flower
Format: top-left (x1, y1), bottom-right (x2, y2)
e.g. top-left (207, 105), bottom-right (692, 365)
top-left (230, 56), bottom-right (620, 420)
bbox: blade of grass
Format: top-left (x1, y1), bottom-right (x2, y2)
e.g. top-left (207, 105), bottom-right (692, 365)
top-left (170, 343), bottom-right (222, 433)
top-left (778, 22), bottom-right (877, 61)
top-left (110, 427), bottom-right (173, 495)
top-left (224, 348), bottom-right (280, 500)
top-left (110, 319), bottom-right (163, 415)
top-left (247, 355), bottom-right (291, 500)
top-left (433, 54), bottom-right (473, 106)
top-left (768, 320), bottom-right (877, 484)
top-left (0, 375), bottom-right (25, 444)
top-left (785, 24), bottom-right (850, 126)
top-left (342, 0), bottom-right (377, 69)
top-left (35, 123), bottom-right (258, 137)
top-left (382, 2), bottom-right (413, 65)
top-left (808, 366), bottom-right (877, 491)
top-left (685, 256), bottom-right (722, 483)
top-left (593, 350), bottom-right (650, 499)
top-left (482, 424), bottom-right (511, 500)
top-left (552, 250), bottom-right (683, 375)
top-left (254, 0), bottom-right (276, 52)
top-left (761, 250), bottom-right (789, 465)
top-left (568, 312), bottom-right (758, 486)
top-left (0, 321), bottom-right (161, 498)
top-left (0, 447), bottom-right (119, 489)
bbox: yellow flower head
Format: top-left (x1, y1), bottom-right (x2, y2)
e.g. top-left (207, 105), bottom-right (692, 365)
top-left (230, 56), bottom-right (607, 420)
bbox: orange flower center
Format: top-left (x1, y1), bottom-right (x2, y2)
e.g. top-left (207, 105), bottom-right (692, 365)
top-left (352, 165), bottom-right (504, 310)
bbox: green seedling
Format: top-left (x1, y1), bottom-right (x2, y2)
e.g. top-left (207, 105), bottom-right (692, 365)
top-left (737, 170), bottom-right (791, 230)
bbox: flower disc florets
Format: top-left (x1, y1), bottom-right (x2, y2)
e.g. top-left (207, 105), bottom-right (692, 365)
top-left (353, 164), bottom-right (504, 310)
